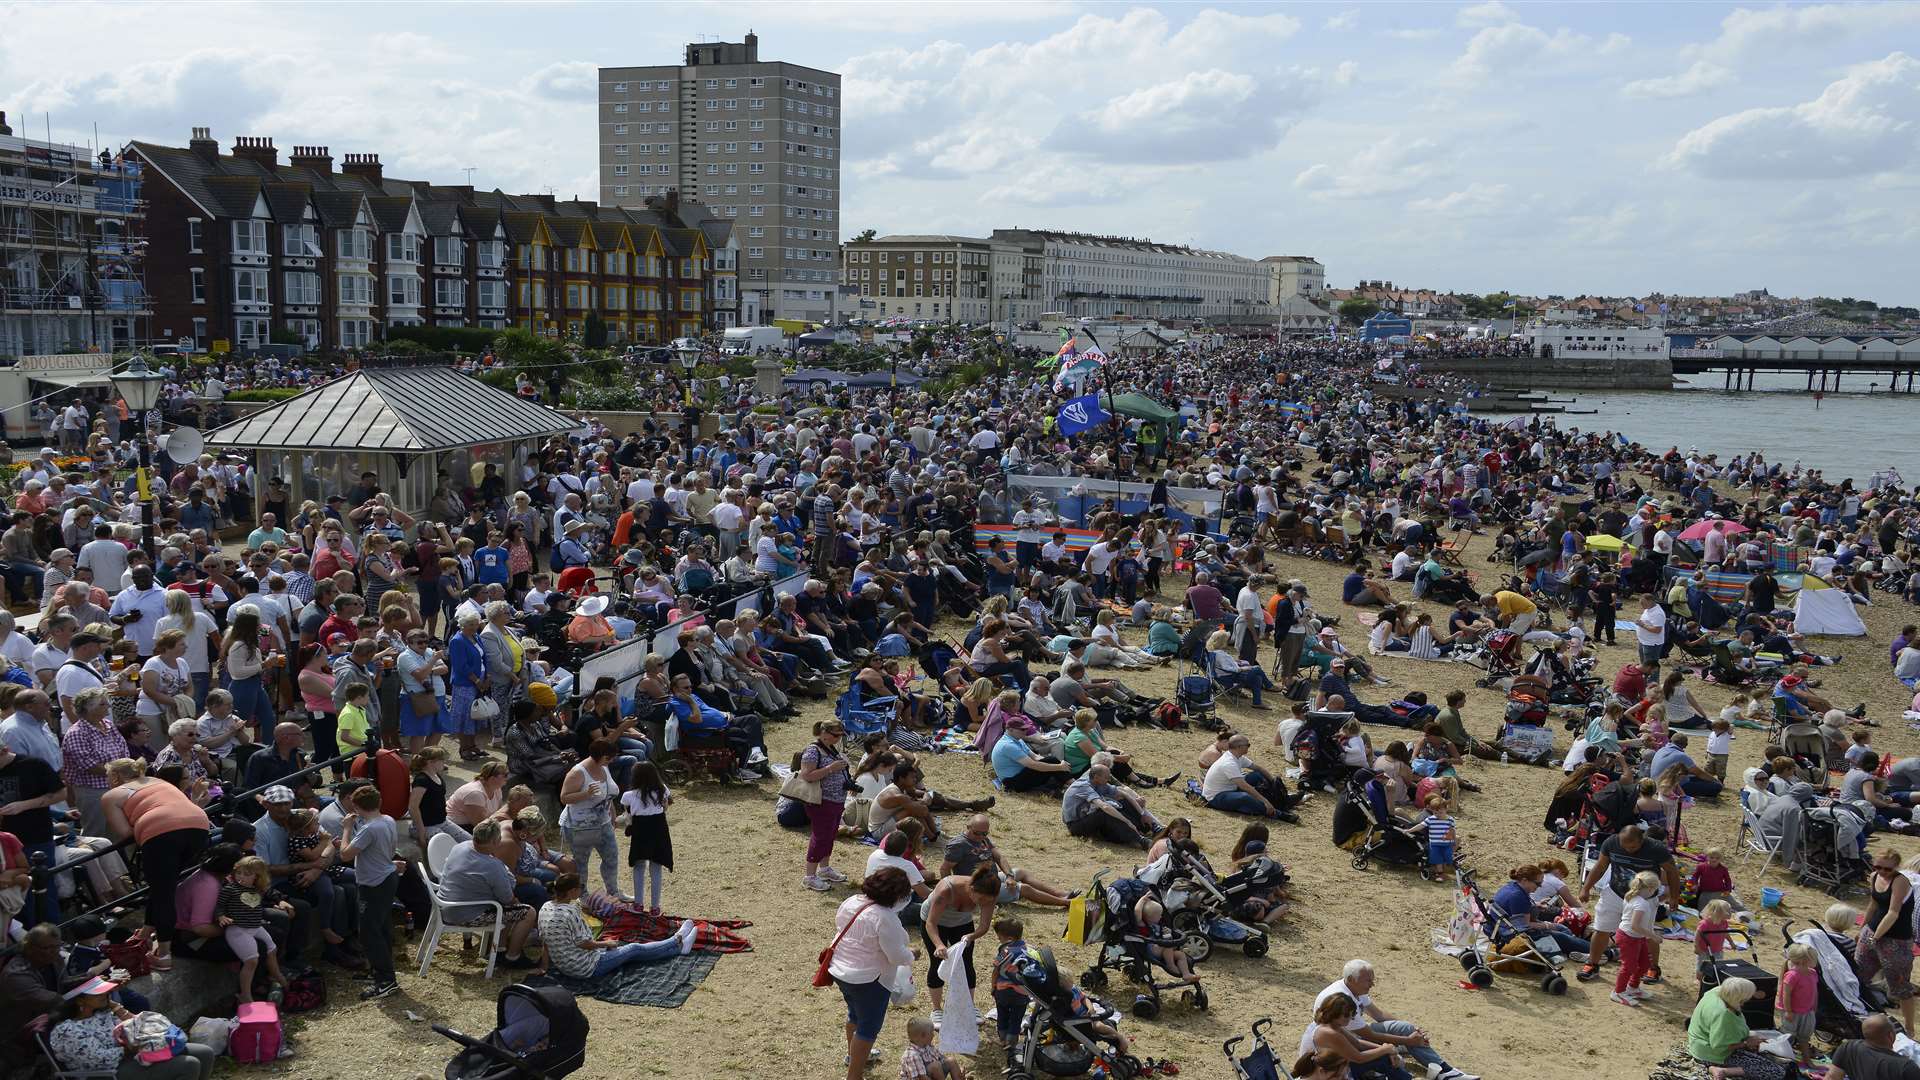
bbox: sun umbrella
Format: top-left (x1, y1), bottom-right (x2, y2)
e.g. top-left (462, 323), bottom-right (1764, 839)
top-left (1677, 519), bottom-right (1751, 543)
top-left (1585, 534), bottom-right (1625, 553)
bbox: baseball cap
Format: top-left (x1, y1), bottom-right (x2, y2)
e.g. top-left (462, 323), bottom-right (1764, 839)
top-left (261, 785), bottom-right (296, 805)
top-left (325, 632), bottom-right (351, 647)
top-left (65, 976), bottom-right (120, 999)
top-left (48, 547), bottom-right (74, 563)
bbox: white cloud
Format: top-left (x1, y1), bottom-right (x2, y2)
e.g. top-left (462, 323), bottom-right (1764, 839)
top-left (1665, 51), bottom-right (1920, 179)
top-left (1333, 60), bottom-right (1359, 87)
top-left (1450, 22), bottom-right (1628, 83)
top-left (1324, 9), bottom-right (1360, 31)
top-left (525, 61), bottom-right (597, 102)
top-left (1406, 182), bottom-right (1510, 216)
top-left (1691, 3), bottom-right (1920, 63)
top-left (1622, 61), bottom-right (1733, 99)
top-left (1295, 136), bottom-right (1449, 198)
top-left (1456, 1), bottom-right (1519, 27)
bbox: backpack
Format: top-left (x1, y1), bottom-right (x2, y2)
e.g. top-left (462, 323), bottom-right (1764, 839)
top-left (1154, 701), bottom-right (1186, 730)
top-left (280, 972), bottom-right (326, 1013)
top-left (229, 1001), bottom-right (282, 1063)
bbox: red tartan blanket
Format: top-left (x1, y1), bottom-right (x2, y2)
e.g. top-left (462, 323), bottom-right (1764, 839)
top-left (584, 892), bottom-right (754, 953)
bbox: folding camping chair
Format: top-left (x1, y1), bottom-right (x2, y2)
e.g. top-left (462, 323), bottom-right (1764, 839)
top-left (1736, 801), bottom-right (1786, 878)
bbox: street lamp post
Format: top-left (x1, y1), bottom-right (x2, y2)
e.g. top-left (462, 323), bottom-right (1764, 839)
top-left (109, 354), bottom-right (165, 560)
top-left (676, 340), bottom-right (702, 442)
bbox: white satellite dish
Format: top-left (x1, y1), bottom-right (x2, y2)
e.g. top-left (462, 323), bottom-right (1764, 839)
top-left (163, 426), bottom-right (204, 461)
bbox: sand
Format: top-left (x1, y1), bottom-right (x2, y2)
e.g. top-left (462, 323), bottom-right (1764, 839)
top-left (276, 527), bottom-right (1920, 1080)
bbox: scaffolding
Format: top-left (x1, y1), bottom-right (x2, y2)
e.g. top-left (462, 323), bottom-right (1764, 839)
top-left (0, 114), bottom-right (150, 359)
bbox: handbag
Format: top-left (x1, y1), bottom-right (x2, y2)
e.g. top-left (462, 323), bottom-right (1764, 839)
top-left (409, 690), bottom-right (441, 718)
top-left (1063, 891), bottom-right (1093, 945)
top-left (470, 696), bottom-right (500, 724)
top-left (813, 901), bottom-right (874, 988)
top-left (779, 748), bottom-right (823, 805)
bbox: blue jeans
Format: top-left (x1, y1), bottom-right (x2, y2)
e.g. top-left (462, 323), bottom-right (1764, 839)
top-left (1367, 1020), bottom-right (1443, 1075)
top-left (1681, 775), bottom-right (1724, 799)
top-left (1220, 667), bottom-right (1273, 706)
top-left (1207, 789), bottom-right (1273, 817)
top-left (1520, 925), bottom-right (1591, 958)
top-left (591, 937), bottom-right (683, 976)
top-left (190, 671), bottom-right (212, 714)
top-left (1, 561), bottom-right (44, 606)
top-left (228, 673), bottom-right (276, 733)
top-left (23, 839), bottom-right (60, 926)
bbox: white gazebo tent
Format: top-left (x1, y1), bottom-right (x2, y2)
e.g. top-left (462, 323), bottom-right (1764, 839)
top-left (203, 366), bottom-right (580, 518)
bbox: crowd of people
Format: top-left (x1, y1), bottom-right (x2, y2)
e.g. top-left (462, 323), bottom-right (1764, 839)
top-left (2, 327), bottom-right (1919, 1080)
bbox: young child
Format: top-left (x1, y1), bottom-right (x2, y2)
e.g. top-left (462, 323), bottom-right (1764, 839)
top-left (1694, 898), bottom-right (1734, 966)
top-left (1718, 694), bottom-right (1750, 729)
top-left (217, 855), bottom-right (288, 1004)
top-left (1135, 897), bottom-right (1200, 985)
top-left (990, 919), bottom-right (1035, 1066)
top-left (1845, 728), bottom-right (1875, 768)
top-left (1687, 849), bottom-right (1741, 912)
top-left (1778, 942), bottom-right (1819, 1065)
top-left (1423, 795), bottom-right (1456, 877)
top-left (1612, 869), bottom-right (1660, 1006)
top-left (1706, 718), bottom-right (1734, 782)
top-left (1591, 573), bottom-right (1619, 645)
top-left (898, 1017), bottom-right (969, 1080)
top-left (619, 762), bottom-right (674, 916)
top-left (195, 689), bottom-right (247, 779)
top-left (337, 680), bottom-right (374, 755)
top-left (1338, 719), bottom-right (1373, 770)
top-left (339, 783), bottom-right (403, 1000)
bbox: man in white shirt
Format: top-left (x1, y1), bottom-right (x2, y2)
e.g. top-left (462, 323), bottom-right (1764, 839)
top-left (1200, 734), bottom-right (1287, 819)
top-left (54, 632), bottom-right (110, 725)
top-left (1312, 960), bottom-right (1479, 1080)
top-left (76, 525), bottom-right (130, 596)
top-left (0, 610), bottom-right (34, 670)
top-left (863, 830), bottom-right (930, 904)
top-left (1634, 597), bottom-right (1667, 672)
top-left (967, 425), bottom-right (1000, 452)
top-left (1389, 545), bottom-right (1419, 581)
top-left (1082, 538), bottom-right (1120, 598)
top-left (107, 566), bottom-right (170, 657)
top-left (625, 471), bottom-right (656, 507)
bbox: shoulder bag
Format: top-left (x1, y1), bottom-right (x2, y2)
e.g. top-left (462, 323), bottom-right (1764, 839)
top-left (778, 746), bottom-right (823, 805)
top-left (812, 901), bottom-right (875, 988)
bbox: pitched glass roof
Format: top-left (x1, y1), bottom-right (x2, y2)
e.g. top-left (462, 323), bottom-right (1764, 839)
top-left (204, 366), bottom-right (578, 453)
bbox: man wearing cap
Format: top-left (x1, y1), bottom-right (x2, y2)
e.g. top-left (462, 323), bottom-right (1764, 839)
top-left (241, 723), bottom-right (312, 818)
top-left (253, 784), bottom-right (361, 969)
top-left (54, 631), bottom-right (110, 728)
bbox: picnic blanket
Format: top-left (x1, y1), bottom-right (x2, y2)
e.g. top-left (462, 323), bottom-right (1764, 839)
top-left (525, 951), bottom-right (720, 1008)
top-left (583, 894), bottom-right (754, 953)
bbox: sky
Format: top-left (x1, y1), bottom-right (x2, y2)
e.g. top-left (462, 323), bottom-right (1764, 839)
top-left (3, 1), bottom-right (1918, 300)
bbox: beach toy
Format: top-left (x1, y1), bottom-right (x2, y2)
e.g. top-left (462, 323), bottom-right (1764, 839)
top-left (1761, 887), bottom-right (1785, 909)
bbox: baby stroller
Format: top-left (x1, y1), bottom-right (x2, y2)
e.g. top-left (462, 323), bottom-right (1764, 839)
top-left (1004, 945), bottom-right (1141, 1080)
top-left (1079, 870), bottom-right (1211, 1020)
top-left (1467, 629), bottom-right (1524, 689)
top-left (1139, 846), bottom-right (1271, 961)
top-left (1451, 868), bottom-right (1571, 995)
top-left (435, 984), bottom-right (589, 1080)
top-left (1782, 921), bottom-right (1883, 1040)
top-left (1290, 709), bottom-right (1352, 793)
top-left (1335, 769), bottom-right (1436, 880)
top-left (1223, 1019), bottom-right (1281, 1080)
top-left (1174, 657), bottom-right (1220, 731)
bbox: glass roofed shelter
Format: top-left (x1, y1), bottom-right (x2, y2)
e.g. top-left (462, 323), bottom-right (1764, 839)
top-left (203, 366), bottom-right (580, 519)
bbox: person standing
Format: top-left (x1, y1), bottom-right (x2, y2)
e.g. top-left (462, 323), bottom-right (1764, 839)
top-left (338, 784), bottom-right (401, 1000)
top-left (557, 740), bottom-right (625, 901)
top-left (100, 758), bottom-right (211, 972)
top-left (799, 721), bottom-right (850, 893)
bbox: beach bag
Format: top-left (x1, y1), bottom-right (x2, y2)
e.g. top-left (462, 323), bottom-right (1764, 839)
top-left (280, 971), bottom-right (326, 1013)
top-left (779, 750), bottom-right (822, 805)
top-left (1063, 892), bottom-right (1095, 946)
top-left (102, 936), bottom-right (153, 979)
top-left (1154, 701), bottom-right (1186, 730)
top-left (1554, 907), bottom-right (1593, 938)
top-left (813, 902), bottom-right (874, 988)
top-left (470, 696), bottom-right (500, 725)
top-left (229, 1001), bottom-right (283, 1063)
top-left (188, 1017), bottom-right (237, 1056)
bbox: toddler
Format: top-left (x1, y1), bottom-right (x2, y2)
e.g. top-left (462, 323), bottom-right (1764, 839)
top-left (1777, 942), bottom-right (1819, 1065)
top-left (1687, 850), bottom-right (1741, 912)
top-left (217, 855), bottom-right (288, 1003)
top-left (1612, 870), bottom-right (1660, 1007)
top-left (195, 689), bottom-right (247, 778)
top-left (1845, 728), bottom-right (1875, 767)
top-left (1694, 898), bottom-right (1734, 965)
top-left (990, 919), bottom-right (1034, 1064)
top-left (899, 1017), bottom-right (969, 1080)
top-left (1338, 719), bottom-right (1372, 770)
top-left (1423, 795), bottom-right (1456, 877)
top-left (1718, 694), bottom-right (1750, 729)
top-left (1705, 718), bottom-right (1733, 782)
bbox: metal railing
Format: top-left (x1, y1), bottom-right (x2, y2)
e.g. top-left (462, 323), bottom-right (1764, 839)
top-left (10, 747), bottom-right (370, 954)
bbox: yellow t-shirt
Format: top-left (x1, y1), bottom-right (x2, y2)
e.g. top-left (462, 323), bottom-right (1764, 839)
top-left (1494, 590), bottom-right (1537, 618)
top-left (337, 703), bottom-right (370, 746)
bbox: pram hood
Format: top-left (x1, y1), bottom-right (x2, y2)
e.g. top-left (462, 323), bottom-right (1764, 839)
top-left (1792, 927), bottom-right (1870, 1019)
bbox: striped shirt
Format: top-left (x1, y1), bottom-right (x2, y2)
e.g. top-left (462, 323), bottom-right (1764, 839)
top-left (1425, 816), bottom-right (1455, 844)
top-left (537, 899), bottom-right (599, 979)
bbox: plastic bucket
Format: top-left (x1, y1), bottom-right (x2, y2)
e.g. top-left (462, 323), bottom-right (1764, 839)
top-left (1761, 887), bottom-right (1784, 909)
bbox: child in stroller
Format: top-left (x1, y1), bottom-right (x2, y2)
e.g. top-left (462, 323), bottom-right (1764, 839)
top-left (435, 984), bottom-right (589, 1080)
top-left (1333, 769), bottom-right (1438, 880)
top-left (1079, 871), bottom-right (1211, 1020)
top-left (992, 921), bottom-right (1139, 1080)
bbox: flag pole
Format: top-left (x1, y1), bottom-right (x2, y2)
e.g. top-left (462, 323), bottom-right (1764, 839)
top-left (1085, 328), bottom-right (1124, 514)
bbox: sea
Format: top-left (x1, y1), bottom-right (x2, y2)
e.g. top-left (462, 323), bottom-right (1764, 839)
top-left (1487, 373), bottom-right (1920, 486)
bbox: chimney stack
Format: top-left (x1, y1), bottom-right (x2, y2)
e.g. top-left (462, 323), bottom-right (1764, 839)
top-left (230, 136), bottom-right (278, 169)
top-left (745, 31), bottom-right (758, 61)
top-left (341, 152), bottom-right (383, 184)
top-left (189, 126), bottom-right (219, 162)
top-left (288, 145), bottom-right (333, 174)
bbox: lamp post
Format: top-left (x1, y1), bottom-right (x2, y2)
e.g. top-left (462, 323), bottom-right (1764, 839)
top-left (109, 353), bottom-right (164, 559)
top-left (676, 340), bottom-right (701, 407)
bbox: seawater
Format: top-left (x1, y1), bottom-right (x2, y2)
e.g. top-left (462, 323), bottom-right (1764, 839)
top-left (1492, 373), bottom-right (1920, 484)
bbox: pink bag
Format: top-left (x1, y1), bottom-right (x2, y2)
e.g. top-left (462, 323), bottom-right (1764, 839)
top-left (229, 1002), bottom-right (282, 1063)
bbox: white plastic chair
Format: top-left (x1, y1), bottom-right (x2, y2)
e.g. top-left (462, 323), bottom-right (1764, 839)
top-left (1736, 802), bottom-right (1785, 878)
top-left (415, 833), bottom-right (503, 978)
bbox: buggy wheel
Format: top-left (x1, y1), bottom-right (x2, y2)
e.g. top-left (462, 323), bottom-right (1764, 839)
top-left (1007, 1073), bottom-right (1033, 1080)
top-left (1243, 935), bottom-right (1269, 959)
top-left (1545, 973), bottom-right (1568, 995)
top-left (1180, 930), bottom-right (1212, 964)
top-left (1081, 967), bottom-right (1108, 992)
top-left (1168, 908), bottom-right (1202, 936)
top-left (1131, 994), bottom-right (1160, 1020)
top-left (1468, 965), bottom-right (1494, 988)
top-left (1186, 985), bottom-right (1209, 1011)
top-left (1458, 950), bottom-right (1482, 972)
top-left (1351, 853), bottom-right (1370, 870)
top-left (658, 759), bottom-right (692, 786)
top-left (1108, 1058), bottom-right (1139, 1080)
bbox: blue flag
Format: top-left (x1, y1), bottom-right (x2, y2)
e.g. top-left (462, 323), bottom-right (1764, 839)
top-left (1056, 393), bottom-right (1112, 437)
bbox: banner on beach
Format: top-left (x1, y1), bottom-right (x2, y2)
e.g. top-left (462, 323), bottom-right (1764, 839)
top-left (1056, 393), bottom-right (1112, 436)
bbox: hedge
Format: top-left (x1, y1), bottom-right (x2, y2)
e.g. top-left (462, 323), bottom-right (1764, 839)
top-left (386, 325), bottom-right (502, 352)
top-left (225, 388), bottom-right (306, 403)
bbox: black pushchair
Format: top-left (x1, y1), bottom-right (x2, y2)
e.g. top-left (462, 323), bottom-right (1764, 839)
top-left (1289, 709), bottom-right (1351, 793)
top-left (1223, 1018), bottom-right (1281, 1080)
top-left (436, 984), bottom-right (589, 1080)
top-left (1005, 945), bottom-right (1141, 1080)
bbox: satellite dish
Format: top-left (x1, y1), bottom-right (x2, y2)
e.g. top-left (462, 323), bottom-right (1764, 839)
top-left (163, 426), bottom-right (204, 461)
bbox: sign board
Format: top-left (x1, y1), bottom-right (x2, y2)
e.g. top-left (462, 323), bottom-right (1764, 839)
top-left (0, 180), bottom-right (95, 210)
top-left (210, 339), bottom-right (230, 355)
top-left (16, 353), bottom-right (112, 372)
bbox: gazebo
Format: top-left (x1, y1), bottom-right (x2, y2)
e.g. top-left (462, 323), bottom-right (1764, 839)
top-left (204, 366), bottom-right (581, 517)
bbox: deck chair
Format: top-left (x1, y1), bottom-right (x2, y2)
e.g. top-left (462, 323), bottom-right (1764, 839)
top-left (1736, 801), bottom-right (1786, 878)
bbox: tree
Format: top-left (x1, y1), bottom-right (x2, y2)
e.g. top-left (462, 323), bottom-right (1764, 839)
top-left (853, 228), bottom-right (877, 244)
top-left (1337, 298), bottom-right (1381, 323)
top-left (583, 311), bottom-right (609, 349)
top-left (493, 327), bottom-right (569, 377)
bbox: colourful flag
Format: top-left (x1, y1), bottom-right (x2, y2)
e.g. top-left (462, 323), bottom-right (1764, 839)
top-left (1056, 393), bottom-right (1112, 436)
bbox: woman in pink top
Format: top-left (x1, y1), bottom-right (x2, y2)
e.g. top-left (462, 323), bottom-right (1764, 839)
top-left (297, 647), bottom-right (342, 780)
top-left (446, 761), bottom-right (510, 829)
top-left (101, 758), bottom-right (211, 969)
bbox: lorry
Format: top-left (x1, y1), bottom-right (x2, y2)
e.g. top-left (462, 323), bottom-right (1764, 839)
top-left (722, 325), bottom-right (788, 355)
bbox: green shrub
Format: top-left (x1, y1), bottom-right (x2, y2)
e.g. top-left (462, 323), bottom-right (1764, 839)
top-left (226, 387), bottom-right (305, 403)
top-left (387, 325), bottom-right (501, 352)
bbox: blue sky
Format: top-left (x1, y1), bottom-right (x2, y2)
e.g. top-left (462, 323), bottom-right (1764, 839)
top-left (4, 1), bottom-right (1917, 300)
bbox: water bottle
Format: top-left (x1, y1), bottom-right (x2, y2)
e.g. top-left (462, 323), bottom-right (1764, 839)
top-left (1500, 750), bottom-right (1510, 764)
